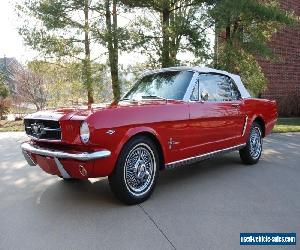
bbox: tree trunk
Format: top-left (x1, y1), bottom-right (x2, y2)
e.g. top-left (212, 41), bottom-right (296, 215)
top-left (213, 21), bottom-right (219, 68)
top-left (224, 24), bottom-right (233, 71)
top-left (161, 7), bottom-right (171, 68)
top-left (34, 102), bottom-right (41, 111)
top-left (225, 25), bottom-right (231, 41)
top-left (106, 0), bottom-right (121, 102)
top-left (84, 0), bottom-right (94, 105)
top-left (169, 6), bottom-right (177, 65)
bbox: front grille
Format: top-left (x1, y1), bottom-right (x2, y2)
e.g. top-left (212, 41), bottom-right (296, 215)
top-left (24, 119), bottom-right (61, 141)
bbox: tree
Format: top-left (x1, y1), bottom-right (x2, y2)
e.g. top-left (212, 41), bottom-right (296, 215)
top-left (0, 75), bottom-right (12, 119)
top-left (15, 66), bottom-right (48, 111)
top-left (105, 0), bottom-right (121, 100)
top-left (0, 77), bottom-right (9, 99)
top-left (27, 60), bottom-right (84, 108)
top-left (25, 60), bottom-right (111, 107)
top-left (210, 0), bottom-right (295, 96)
top-left (16, 0), bottom-right (109, 104)
top-left (89, 0), bottom-right (130, 101)
top-left (17, 0), bottom-right (128, 103)
top-left (121, 0), bottom-right (211, 68)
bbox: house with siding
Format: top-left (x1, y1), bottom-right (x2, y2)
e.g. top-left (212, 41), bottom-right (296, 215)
top-left (0, 57), bottom-right (22, 95)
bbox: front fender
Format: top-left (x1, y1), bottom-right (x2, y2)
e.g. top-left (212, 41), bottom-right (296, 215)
top-left (115, 126), bottom-right (167, 163)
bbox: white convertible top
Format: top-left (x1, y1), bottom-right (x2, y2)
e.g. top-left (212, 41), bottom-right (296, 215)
top-left (142, 66), bottom-right (251, 99)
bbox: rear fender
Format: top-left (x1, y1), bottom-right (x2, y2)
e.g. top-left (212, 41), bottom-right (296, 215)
top-left (245, 115), bottom-right (266, 138)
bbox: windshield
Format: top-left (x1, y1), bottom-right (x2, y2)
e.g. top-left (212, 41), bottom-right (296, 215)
top-left (123, 70), bottom-right (194, 101)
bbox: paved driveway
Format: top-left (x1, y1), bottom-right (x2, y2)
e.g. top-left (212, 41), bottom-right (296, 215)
top-left (0, 132), bottom-right (299, 250)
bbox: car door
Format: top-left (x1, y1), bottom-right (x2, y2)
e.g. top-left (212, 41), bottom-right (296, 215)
top-left (188, 73), bottom-right (245, 156)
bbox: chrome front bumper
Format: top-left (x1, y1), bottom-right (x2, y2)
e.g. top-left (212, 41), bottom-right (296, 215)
top-left (21, 142), bottom-right (111, 161)
top-left (21, 142), bottom-right (111, 178)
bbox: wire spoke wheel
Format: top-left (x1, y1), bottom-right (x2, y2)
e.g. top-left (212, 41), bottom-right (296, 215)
top-left (108, 136), bottom-right (159, 205)
top-left (239, 122), bottom-right (263, 165)
top-left (249, 126), bottom-right (262, 160)
top-left (124, 143), bottom-right (156, 196)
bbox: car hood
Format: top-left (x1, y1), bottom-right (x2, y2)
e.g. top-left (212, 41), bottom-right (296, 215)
top-left (24, 104), bottom-right (108, 121)
top-left (24, 100), bottom-right (181, 121)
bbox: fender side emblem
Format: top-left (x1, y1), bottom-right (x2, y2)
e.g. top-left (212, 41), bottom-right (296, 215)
top-left (168, 138), bottom-right (179, 149)
top-left (106, 130), bottom-right (115, 135)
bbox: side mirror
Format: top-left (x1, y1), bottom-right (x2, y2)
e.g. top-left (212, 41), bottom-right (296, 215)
top-left (201, 90), bottom-right (209, 102)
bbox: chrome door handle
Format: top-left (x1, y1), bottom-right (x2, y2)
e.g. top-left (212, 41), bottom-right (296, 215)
top-left (231, 103), bottom-right (240, 107)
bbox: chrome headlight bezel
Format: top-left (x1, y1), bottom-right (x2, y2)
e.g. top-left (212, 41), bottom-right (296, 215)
top-left (80, 121), bottom-right (90, 144)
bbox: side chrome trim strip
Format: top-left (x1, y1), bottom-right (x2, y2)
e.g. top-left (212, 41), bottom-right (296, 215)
top-left (165, 143), bottom-right (246, 169)
top-left (21, 142), bottom-right (111, 161)
top-left (242, 115), bottom-right (249, 137)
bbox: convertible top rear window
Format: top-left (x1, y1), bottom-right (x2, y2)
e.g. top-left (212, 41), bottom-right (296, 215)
top-left (124, 71), bottom-right (194, 101)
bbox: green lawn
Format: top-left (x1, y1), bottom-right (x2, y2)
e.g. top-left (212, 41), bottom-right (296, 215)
top-left (273, 118), bottom-right (300, 133)
top-left (0, 117), bottom-right (300, 133)
top-left (0, 120), bottom-right (24, 132)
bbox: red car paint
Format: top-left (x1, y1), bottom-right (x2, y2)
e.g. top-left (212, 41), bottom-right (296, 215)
top-left (23, 97), bottom-right (277, 179)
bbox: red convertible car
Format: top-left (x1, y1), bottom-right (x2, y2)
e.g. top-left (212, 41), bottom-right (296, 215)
top-left (21, 67), bottom-right (277, 204)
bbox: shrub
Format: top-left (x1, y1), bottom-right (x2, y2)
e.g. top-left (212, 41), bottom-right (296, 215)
top-left (0, 97), bottom-right (12, 120)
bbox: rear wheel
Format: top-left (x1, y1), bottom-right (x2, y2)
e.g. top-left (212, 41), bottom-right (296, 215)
top-left (108, 136), bottom-right (159, 205)
top-left (239, 122), bottom-right (263, 165)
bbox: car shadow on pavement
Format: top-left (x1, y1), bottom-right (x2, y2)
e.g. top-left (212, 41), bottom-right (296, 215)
top-left (37, 178), bottom-right (119, 207)
top-left (37, 152), bottom-right (244, 207)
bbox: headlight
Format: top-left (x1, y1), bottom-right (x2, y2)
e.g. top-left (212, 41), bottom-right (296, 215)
top-left (80, 121), bottom-right (90, 144)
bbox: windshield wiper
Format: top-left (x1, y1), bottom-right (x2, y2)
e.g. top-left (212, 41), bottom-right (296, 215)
top-left (121, 95), bottom-right (167, 101)
top-left (121, 97), bottom-right (140, 102)
top-left (141, 95), bottom-right (167, 100)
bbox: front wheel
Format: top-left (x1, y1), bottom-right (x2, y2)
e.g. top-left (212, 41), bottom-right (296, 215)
top-left (239, 122), bottom-right (263, 165)
top-left (108, 136), bottom-right (159, 205)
